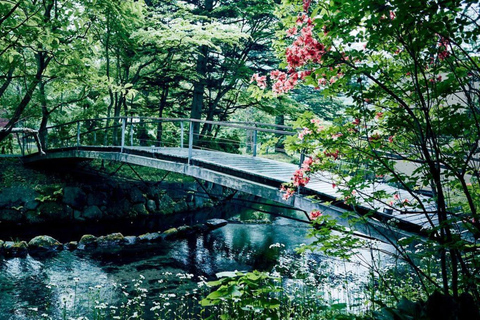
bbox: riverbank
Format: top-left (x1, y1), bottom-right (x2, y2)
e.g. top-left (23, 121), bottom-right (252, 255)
top-left (0, 158), bottom-right (235, 227)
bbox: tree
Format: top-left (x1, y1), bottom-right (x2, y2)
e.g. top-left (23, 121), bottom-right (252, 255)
top-left (260, 0), bottom-right (480, 308)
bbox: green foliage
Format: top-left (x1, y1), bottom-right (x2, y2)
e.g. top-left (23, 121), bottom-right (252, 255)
top-left (297, 214), bottom-right (364, 260)
top-left (273, 0), bottom-right (480, 304)
top-left (201, 270), bottom-right (282, 319)
top-left (34, 186), bottom-right (63, 203)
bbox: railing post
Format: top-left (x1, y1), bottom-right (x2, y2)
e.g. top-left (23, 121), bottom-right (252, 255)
top-left (252, 128), bottom-right (257, 157)
top-left (298, 148), bottom-right (305, 195)
top-left (121, 117), bottom-right (126, 153)
top-left (188, 120), bottom-right (193, 165)
top-left (180, 122), bottom-right (184, 148)
top-left (130, 121), bottom-right (134, 146)
top-left (76, 121), bottom-right (80, 148)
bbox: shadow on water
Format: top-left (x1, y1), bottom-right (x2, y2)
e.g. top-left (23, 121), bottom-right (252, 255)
top-left (0, 200), bottom-right (363, 319)
top-left (0, 201), bottom-right (376, 320)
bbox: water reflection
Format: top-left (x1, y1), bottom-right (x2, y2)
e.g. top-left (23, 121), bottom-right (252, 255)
top-left (0, 210), bottom-right (373, 319)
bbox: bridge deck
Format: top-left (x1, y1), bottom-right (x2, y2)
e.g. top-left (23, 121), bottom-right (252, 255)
top-left (130, 147), bottom-right (437, 231)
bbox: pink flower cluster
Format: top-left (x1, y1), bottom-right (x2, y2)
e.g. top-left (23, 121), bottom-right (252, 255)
top-left (324, 150), bottom-right (340, 160)
top-left (285, 24), bottom-right (325, 70)
top-left (280, 185), bottom-right (295, 200)
top-left (292, 169), bottom-right (310, 187)
top-left (250, 73), bottom-right (267, 89)
top-left (301, 157), bottom-right (313, 171)
top-left (270, 70), bottom-right (298, 94)
top-left (298, 127), bottom-right (313, 139)
top-left (303, 0), bottom-right (312, 12)
top-left (309, 209), bottom-right (322, 220)
top-left (438, 37), bottom-right (450, 61)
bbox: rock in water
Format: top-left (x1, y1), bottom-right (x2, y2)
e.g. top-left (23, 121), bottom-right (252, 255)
top-left (28, 235), bottom-right (62, 252)
top-left (205, 219), bottom-right (228, 230)
top-left (78, 234), bottom-right (97, 250)
top-left (4, 241), bottom-right (28, 257)
top-left (97, 233), bottom-right (126, 247)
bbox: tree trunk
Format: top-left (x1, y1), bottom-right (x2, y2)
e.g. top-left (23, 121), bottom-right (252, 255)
top-left (38, 80), bottom-right (49, 148)
top-left (190, 0), bottom-right (214, 144)
top-left (0, 53), bottom-right (48, 142)
top-left (156, 85), bottom-right (169, 146)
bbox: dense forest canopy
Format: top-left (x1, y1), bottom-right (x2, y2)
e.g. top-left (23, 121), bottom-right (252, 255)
top-left (0, 0), bottom-right (327, 147)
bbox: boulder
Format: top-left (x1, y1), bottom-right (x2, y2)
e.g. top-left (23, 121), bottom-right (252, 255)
top-left (73, 210), bottom-right (85, 221)
top-left (97, 233), bottom-right (126, 247)
top-left (205, 219), bottom-right (228, 230)
top-left (124, 236), bottom-right (137, 245)
top-left (107, 198), bottom-right (131, 218)
top-left (87, 192), bottom-right (107, 207)
top-left (146, 200), bottom-right (157, 213)
top-left (24, 200), bottom-right (39, 211)
top-left (133, 203), bottom-right (148, 216)
top-left (162, 228), bottom-right (178, 240)
top-left (4, 241), bottom-right (28, 257)
top-left (128, 187), bottom-right (145, 204)
top-left (28, 235), bottom-right (62, 252)
top-left (78, 234), bottom-right (97, 249)
top-left (177, 225), bottom-right (194, 237)
top-left (173, 201), bottom-right (188, 213)
top-left (65, 241), bottom-right (78, 250)
top-left (192, 224), bottom-right (210, 233)
top-left (62, 187), bottom-right (86, 209)
top-left (82, 205), bottom-right (102, 220)
top-left (157, 194), bottom-right (174, 214)
top-left (137, 232), bottom-right (163, 243)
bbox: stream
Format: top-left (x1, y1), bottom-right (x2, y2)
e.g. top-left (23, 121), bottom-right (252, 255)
top-left (0, 203), bottom-right (372, 319)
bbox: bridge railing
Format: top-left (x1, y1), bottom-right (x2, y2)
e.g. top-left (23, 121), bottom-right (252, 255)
top-left (39, 117), bottom-right (303, 165)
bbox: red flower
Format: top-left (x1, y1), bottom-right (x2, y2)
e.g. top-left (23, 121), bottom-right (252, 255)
top-left (303, 0), bottom-right (311, 12)
top-left (309, 209), bottom-right (322, 220)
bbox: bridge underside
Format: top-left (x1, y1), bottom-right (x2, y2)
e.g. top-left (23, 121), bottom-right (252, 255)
top-left (23, 147), bottom-right (417, 243)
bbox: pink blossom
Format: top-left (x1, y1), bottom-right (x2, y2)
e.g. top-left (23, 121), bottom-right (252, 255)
top-left (324, 150), bottom-right (340, 160)
top-left (282, 188), bottom-right (295, 200)
top-left (318, 78), bottom-right (327, 86)
top-left (285, 25), bottom-right (325, 71)
top-left (300, 70), bottom-right (312, 79)
top-left (250, 73), bottom-right (267, 89)
top-left (394, 194), bottom-right (400, 200)
top-left (352, 118), bottom-right (360, 125)
top-left (296, 13), bottom-right (308, 25)
top-left (286, 27), bottom-right (298, 38)
top-left (302, 157), bottom-right (313, 171)
top-left (309, 209), bottom-right (322, 220)
top-left (375, 112), bottom-right (384, 119)
top-left (388, 136), bottom-right (394, 143)
top-left (331, 133), bottom-right (343, 140)
top-left (389, 11), bottom-right (396, 20)
top-left (292, 169), bottom-right (310, 187)
top-left (298, 127), bottom-right (313, 140)
top-left (332, 183), bottom-right (336, 189)
top-left (303, 0), bottom-right (311, 12)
